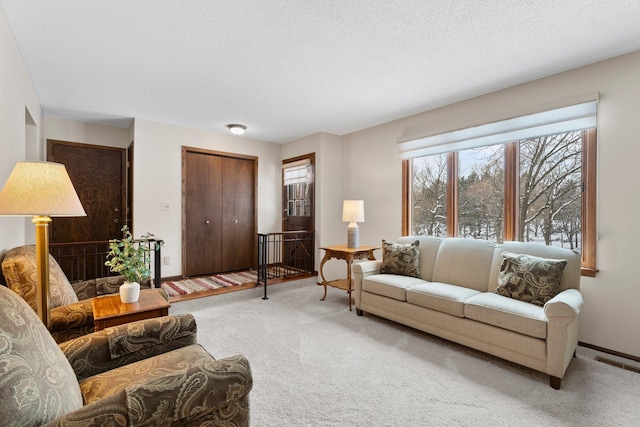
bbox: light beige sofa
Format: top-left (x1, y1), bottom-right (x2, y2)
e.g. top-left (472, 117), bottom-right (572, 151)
top-left (353, 236), bottom-right (584, 389)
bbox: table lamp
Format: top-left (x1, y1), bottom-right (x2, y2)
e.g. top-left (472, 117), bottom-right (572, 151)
top-left (342, 200), bottom-right (364, 248)
top-left (0, 161), bottom-right (86, 326)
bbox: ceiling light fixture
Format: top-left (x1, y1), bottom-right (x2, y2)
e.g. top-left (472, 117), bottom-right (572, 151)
top-left (227, 124), bottom-right (246, 135)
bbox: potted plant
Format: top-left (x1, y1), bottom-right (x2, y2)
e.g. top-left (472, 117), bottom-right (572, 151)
top-left (105, 225), bottom-right (159, 303)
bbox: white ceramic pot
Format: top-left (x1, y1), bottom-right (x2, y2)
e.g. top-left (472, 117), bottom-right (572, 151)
top-left (119, 281), bottom-right (140, 303)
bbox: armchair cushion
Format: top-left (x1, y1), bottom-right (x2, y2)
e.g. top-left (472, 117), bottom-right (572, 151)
top-left (0, 284), bottom-right (83, 426)
top-left (1, 245), bottom-right (78, 310)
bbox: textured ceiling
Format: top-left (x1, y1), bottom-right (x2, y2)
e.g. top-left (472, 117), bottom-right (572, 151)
top-left (2, 1), bottom-right (640, 143)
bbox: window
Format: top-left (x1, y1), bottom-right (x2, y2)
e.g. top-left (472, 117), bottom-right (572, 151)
top-left (401, 101), bottom-right (597, 276)
top-left (283, 158), bottom-right (312, 217)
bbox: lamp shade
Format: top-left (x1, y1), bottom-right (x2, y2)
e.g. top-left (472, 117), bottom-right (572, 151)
top-left (0, 161), bottom-right (86, 217)
top-left (342, 200), bottom-right (364, 223)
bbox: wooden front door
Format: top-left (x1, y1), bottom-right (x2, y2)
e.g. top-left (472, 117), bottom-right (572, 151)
top-left (282, 154), bottom-right (315, 272)
top-left (47, 140), bottom-right (126, 243)
top-left (183, 147), bottom-right (257, 277)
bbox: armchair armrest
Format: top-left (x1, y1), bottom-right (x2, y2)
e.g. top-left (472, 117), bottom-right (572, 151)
top-left (94, 275), bottom-right (158, 296)
top-left (71, 279), bottom-right (99, 300)
top-left (50, 300), bottom-right (94, 332)
top-left (60, 314), bottom-right (198, 381)
top-left (544, 288), bottom-right (584, 317)
top-left (125, 353), bottom-right (252, 425)
top-left (43, 353), bottom-right (252, 427)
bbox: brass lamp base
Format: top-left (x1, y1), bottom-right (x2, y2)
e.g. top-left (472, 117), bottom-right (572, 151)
top-left (33, 215), bottom-right (51, 327)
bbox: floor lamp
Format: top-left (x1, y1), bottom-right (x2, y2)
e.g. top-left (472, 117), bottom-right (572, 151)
top-left (0, 161), bottom-right (86, 326)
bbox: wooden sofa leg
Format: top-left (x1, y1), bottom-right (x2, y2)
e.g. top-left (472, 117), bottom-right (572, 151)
top-left (549, 376), bottom-right (561, 390)
top-left (356, 308), bottom-right (364, 316)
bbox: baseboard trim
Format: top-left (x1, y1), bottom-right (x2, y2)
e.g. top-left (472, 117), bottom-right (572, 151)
top-left (579, 341), bottom-right (640, 363)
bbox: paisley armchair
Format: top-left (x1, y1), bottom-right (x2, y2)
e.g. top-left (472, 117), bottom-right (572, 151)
top-left (1, 245), bottom-right (168, 343)
top-left (0, 284), bottom-right (252, 426)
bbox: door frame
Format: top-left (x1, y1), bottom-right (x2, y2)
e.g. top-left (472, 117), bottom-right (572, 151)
top-left (181, 146), bottom-right (259, 278)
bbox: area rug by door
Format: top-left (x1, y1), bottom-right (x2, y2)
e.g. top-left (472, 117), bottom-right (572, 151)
top-left (162, 271), bottom-right (258, 298)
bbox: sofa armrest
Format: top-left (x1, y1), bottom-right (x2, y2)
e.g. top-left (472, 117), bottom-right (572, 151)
top-left (50, 300), bottom-right (94, 332)
top-left (544, 288), bottom-right (584, 317)
top-left (60, 314), bottom-right (198, 381)
top-left (43, 353), bottom-right (252, 427)
top-left (353, 260), bottom-right (382, 310)
top-left (353, 260), bottom-right (382, 277)
top-left (544, 288), bottom-right (583, 379)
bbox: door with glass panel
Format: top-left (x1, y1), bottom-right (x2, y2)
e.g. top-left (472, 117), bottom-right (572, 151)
top-left (282, 154), bottom-right (315, 272)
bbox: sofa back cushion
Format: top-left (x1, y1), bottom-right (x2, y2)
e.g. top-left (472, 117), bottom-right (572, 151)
top-left (0, 285), bottom-right (83, 426)
top-left (491, 241), bottom-right (581, 292)
top-left (431, 238), bottom-right (496, 291)
top-left (396, 236), bottom-right (442, 282)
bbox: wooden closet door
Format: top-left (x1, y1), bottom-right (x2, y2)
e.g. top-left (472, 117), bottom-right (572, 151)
top-left (221, 156), bottom-right (256, 272)
top-left (184, 151), bottom-right (223, 276)
top-left (183, 149), bottom-right (256, 277)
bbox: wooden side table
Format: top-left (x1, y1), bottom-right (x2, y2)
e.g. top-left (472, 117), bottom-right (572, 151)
top-left (92, 289), bottom-right (170, 331)
top-left (319, 244), bottom-right (378, 311)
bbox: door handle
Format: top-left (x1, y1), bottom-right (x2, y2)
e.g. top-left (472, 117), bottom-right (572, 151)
top-left (114, 218), bottom-right (119, 223)
top-left (205, 220), bottom-right (210, 224)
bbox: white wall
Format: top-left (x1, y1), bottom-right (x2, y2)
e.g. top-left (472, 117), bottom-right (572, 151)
top-left (0, 6), bottom-right (42, 254)
top-left (44, 117), bottom-right (132, 149)
top-left (133, 119), bottom-right (282, 278)
top-left (344, 50), bottom-right (640, 358)
top-left (281, 132), bottom-right (346, 280)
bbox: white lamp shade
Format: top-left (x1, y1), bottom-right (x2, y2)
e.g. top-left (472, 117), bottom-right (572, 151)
top-left (0, 161), bottom-right (86, 217)
top-left (342, 200), bottom-right (364, 223)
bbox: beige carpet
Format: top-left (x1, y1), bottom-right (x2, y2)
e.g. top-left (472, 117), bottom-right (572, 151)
top-left (172, 278), bottom-right (640, 426)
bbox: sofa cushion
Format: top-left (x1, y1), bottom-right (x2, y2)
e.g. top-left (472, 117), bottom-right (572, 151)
top-left (407, 282), bottom-right (481, 317)
top-left (464, 293), bottom-right (548, 339)
top-left (380, 239), bottom-right (421, 278)
top-left (362, 274), bottom-right (426, 301)
top-left (396, 236), bottom-right (442, 282)
top-left (431, 238), bottom-right (496, 292)
top-left (495, 252), bottom-right (567, 307)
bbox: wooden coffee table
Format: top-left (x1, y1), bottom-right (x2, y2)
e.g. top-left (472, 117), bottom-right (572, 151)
top-left (92, 289), bottom-right (170, 331)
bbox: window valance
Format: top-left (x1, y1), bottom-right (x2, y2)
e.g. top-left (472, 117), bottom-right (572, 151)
top-left (397, 94), bottom-right (599, 160)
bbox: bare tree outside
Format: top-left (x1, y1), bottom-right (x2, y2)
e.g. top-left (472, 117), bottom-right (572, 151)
top-left (410, 131), bottom-right (583, 251)
top-left (459, 146), bottom-right (504, 242)
top-left (519, 132), bottom-right (582, 250)
top-left (411, 154), bottom-right (447, 236)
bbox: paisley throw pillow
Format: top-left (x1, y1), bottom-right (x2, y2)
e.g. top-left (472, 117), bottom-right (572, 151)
top-left (495, 252), bottom-right (567, 307)
top-left (380, 239), bottom-right (421, 278)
